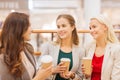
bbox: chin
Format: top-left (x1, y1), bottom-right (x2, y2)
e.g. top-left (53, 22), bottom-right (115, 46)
top-left (27, 38), bottom-right (31, 41)
top-left (60, 36), bottom-right (66, 39)
top-left (24, 38), bottom-right (31, 41)
top-left (93, 37), bottom-right (97, 40)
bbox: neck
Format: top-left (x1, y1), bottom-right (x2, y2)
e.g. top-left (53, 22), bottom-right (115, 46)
top-left (96, 38), bottom-right (107, 48)
top-left (61, 38), bottom-right (72, 47)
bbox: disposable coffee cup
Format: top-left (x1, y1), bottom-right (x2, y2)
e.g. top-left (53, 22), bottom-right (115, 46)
top-left (60, 58), bottom-right (70, 75)
top-left (82, 57), bottom-right (92, 75)
top-left (40, 55), bottom-right (53, 69)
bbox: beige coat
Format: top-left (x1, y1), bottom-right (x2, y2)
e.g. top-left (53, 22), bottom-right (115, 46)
top-left (39, 41), bottom-right (85, 80)
top-left (0, 43), bottom-right (36, 80)
top-left (84, 42), bottom-right (120, 80)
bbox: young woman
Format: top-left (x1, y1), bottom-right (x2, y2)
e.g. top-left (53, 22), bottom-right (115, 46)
top-left (82, 15), bottom-right (120, 80)
top-left (0, 12), bottom-right (52, 80)
top-left (40, 14), bottom-right (85, 80)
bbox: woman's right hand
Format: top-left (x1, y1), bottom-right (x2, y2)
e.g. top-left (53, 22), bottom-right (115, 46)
top-left (33, 66), bottom-right (52, 80)
top-left (52, 62), bottom-right (67, 74)
top-left (81, 64), bottom-right (92, 78)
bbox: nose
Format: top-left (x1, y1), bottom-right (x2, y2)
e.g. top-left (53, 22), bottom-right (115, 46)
top-left (58, 27), bottom-right (64, 31)
top-left (30, 27), bottom-right (32, 33)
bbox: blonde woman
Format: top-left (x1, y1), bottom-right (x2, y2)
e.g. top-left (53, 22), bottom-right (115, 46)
top-left (39, 14), bottom-right (85, 80)
top-left (82, 15), bottom-right (120, 80)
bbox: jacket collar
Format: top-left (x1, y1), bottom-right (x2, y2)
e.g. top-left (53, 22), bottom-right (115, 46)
top-left (87, 42), bottom-right (112, 73)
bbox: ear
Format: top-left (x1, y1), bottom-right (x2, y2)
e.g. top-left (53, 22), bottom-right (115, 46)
top-left (72, 25), bottom-right (75, 31)
top-left (103, 25), bottom-right (108, 31)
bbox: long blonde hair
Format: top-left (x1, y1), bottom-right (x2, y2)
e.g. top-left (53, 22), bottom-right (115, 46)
top-left (91, 15), bottom-right (119, 43)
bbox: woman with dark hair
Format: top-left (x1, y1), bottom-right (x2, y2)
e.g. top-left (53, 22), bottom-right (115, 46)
top-left (39, 14), bottom-right (85, 80)
top-left (0, 12), bottom-right (52, 80)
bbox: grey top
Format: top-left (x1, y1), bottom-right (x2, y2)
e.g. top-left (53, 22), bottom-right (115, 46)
top-left (0, 43), bottom-right (36, 80)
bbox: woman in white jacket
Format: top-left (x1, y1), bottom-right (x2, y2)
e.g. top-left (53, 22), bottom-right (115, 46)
top-left (40, 14), bottom-right (85, 80)
top-left (82, 15), bottom-right (120, 80)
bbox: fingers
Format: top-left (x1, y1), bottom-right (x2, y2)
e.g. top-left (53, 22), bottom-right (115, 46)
top-left (59, 71), bottom-right (73, 79)
top-left (52, 62), bottom-right (69, 74)
top-left (52, 64), bottom-right (67, 74)
top-left (58, 62), bottom-right (64, 66)
top-left (36, 66), bottom-right (52, 80)
top-left (81, 64), bottom-right (92, 78)
top-left (60, 73), bottom-right (69, 79)
top-left (81, 64), bottom-right (85, 73)
top-left (57, 66), bottom-right (67, 73)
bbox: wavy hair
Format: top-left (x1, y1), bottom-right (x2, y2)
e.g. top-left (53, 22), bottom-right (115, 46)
top-left (0, 12), bottom-right (30, 77)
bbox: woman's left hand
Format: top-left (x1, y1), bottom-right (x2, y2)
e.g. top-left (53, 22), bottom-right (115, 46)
top-left (59, 71), bottom-right (74, 79)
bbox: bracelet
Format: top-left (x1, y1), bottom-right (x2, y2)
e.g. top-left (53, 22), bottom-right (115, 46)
top-left (70, 72), bottom-right (75, 79)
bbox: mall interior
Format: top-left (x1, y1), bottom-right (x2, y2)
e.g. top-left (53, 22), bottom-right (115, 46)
top-left (0, 0), bottom-right (120, 52)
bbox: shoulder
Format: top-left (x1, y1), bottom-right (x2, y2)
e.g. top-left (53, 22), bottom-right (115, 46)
top-left (73, 44), bottom-right (85, 51)
top-left (0, 54), bottom-right (17, 79)
top-left (107, 43), bottom-right (120, 58)
top-left (84, 41), bottom-right (96, 51)
top-left (0, 54), bottom-right (8, 73)
top-left (109, 43), bottom-right (120, 52)
top-left (73, 44), bottom-right (86, 56)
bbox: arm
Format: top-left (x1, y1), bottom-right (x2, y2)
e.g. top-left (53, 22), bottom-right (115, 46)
top-left (74, 56), bottom-right (84, 80)
top-left (40, 42), bottom-right (50, 56)
top-left (73, 48), bottom-right (86, 80)
top-left (37, 42), bottom-right (50, 68)
top-left (111, 45), bottom-right (120, 80)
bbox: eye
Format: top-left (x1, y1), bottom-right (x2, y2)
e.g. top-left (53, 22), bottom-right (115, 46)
top-left (89, 26), bottom-right (91, 30)
top-left (92, 25), bottom-right (96, 28)
top-left (57, 25), bottom-right (60, 28)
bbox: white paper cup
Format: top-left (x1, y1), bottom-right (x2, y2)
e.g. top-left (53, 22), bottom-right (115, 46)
top-left (82, 57), bottom-right (92, 75)
top-left (60, 58), bottom-right (70, 75)
top-left (40, 55), bottom-right (53, 69)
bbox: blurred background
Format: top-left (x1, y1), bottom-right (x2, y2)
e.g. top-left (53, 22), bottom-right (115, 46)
top-left (0, 0), bottom-right (120, 52)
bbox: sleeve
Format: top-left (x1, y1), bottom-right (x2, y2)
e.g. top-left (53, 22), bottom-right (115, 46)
top-left (39, 42), bottom-right (50, 56)
top-left (84, 42), bottom-right (93, 57)
top-left (73, 47), bottom-right (86, 80)
top-left (111, 45), bottom-right (120, 80)
top-left (37, 42), bottom-right (50, 68)
top-left (24, 43), bottom-right (37, 78)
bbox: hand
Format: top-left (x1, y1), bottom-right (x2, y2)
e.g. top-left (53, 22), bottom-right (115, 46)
top-left (59, 72), bottom-right (70, 79)
top-left (81, 64), bottom-right (92, 78)
top-left (52, 62), bottom-right (67, 74)
top-left (59, 71), bottom-right (75, 79)
top-left (34, 66), bottom-right (52, 80)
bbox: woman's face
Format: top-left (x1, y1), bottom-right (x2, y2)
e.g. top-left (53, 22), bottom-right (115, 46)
top-left (89, 19), bottom-right (107, 40)
top-left (23, 26), bottom-right (32, 41)
top-left (56, 17), bottom-right (74, 39)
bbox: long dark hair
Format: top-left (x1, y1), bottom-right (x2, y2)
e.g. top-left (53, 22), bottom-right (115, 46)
top-left (0, 12), bottom-right (30, 77)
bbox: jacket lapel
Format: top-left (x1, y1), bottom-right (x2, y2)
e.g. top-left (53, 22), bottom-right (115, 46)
top-left (102, 43), bottom-right (111, 73)
top-left (87, 44), bottom-right (96, 59)
top-left (87, 43), bottom-right (112, 73)
top-left (71, 45), bottom-right (77, 71)
top-left (52, 44), bottom-right (60, 66)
